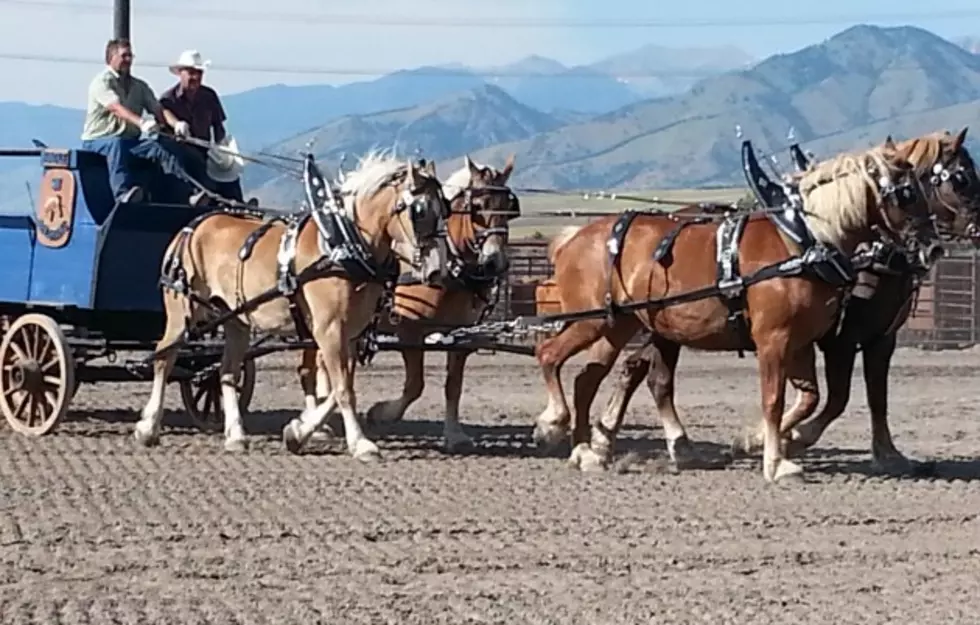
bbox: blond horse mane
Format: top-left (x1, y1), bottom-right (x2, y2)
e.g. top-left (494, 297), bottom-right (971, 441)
top-left (792, 145), bottom-right (908, 250)
top-left (338, 149), bottom-right (410, 221)
top-left (442, 158), bottom-right (504, 202)
top-left (548, 225), bottom-right (584, 264)
top-left (901, 133), bottom-right (944, 172)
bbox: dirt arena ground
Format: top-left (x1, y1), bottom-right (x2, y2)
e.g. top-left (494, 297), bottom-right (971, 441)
top-left (1, 346), bottom-right (979, 624)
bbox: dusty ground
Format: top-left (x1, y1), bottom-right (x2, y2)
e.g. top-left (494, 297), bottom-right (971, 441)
top-left (1, 346), bottom-right (980, 624)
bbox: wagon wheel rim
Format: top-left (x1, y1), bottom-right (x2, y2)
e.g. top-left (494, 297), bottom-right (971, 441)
top-left (0, 314), bottom-right (75, 436)
top-left (179, 359), bottom-right (256, 431)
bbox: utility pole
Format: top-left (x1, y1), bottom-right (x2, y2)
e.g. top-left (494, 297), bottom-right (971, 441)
top-left (114, 0), bottom-right (130, 40)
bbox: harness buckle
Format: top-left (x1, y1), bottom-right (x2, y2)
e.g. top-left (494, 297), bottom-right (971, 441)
top-left (717, 277), bottom-right (744, 298)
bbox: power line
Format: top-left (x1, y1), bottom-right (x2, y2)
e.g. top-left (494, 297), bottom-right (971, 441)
top-left (0, 51), bottom-right (747, 78)
top-left (3, 0), bottom-right (980, 28)
top-left (0, 52), bottom-right (952, 81)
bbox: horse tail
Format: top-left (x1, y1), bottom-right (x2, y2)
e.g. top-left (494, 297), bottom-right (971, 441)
top-left (547, 225), bottom-right (583, 264)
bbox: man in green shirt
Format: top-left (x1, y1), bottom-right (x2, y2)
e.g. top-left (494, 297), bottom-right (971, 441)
top-left (81, 38), bottom-right (182, 203)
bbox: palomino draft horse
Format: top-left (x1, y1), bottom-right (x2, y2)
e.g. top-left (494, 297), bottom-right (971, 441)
top-left (296, 154), bottom-right (520, 452)
top-left (596, 128), bottom-right (980, 475)
top-left (533, 140), bottom-right (944, 482)
top-left (134, 153), bottom-right (450, 460)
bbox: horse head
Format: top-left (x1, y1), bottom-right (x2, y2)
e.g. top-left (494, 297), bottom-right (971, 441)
top-left (339, 152), bottom-right (450, 285)
top-left (443, 153), bottom-right (519, 277)
top-left (796, 142), bottom-right (944, 268)
top-left (887, 128), bottom-right (980, 246)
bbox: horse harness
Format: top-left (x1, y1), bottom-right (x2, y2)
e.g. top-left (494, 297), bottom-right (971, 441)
top-left (440, 183), bottom-right (521, 319)
top-left (160, 155), bottom-right (437, 344)
top-left (597, 140), bottom-right (933, 357)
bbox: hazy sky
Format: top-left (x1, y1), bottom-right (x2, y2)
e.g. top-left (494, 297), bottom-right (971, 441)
top-left (2, 0), bottom-right (979, 107)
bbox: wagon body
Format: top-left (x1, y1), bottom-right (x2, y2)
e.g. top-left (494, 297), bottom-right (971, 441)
top-left (0, 146), bottom-right (253, 436)
top-left (0, 148), bottom-right (204, 337)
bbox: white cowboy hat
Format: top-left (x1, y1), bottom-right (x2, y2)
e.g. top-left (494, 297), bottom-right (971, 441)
top-left (206, 135), bottom-right (245, 183)
top-left (169, 49), bottom-right (211, 74)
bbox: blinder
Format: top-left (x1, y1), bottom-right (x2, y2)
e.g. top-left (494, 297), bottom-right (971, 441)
top-left (447, 185), bottom-right (521, 254)
top-left (456, 186), bottom-right (521, 219)
top-left (920, 151), bottom-right (980, 242)
top-left (394, 180), bottom-right (446, 243)
top-left (930, 160), bottom-right (977, 194)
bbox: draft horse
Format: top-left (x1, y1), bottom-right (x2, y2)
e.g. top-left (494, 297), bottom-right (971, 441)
top-left (133, 153), bottom-right (450, 460)
top-left (296, 154), bottom-right (520, 452)
top-left (595, 128), bottom-right (980, 475)
top-left (533, 140), bottom-right (944, 482)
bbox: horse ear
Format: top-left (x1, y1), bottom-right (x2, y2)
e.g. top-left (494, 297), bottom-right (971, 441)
top-left (499, 153), bottom-right (516, 183)
top-left (423, 159), bottom-right (437, 177)
top-left (883, 135), bottom-right (896, 150)
top-left (465, 154), bottom-right (479, 176)
top-left (953, 126), bottom-right (969, 151)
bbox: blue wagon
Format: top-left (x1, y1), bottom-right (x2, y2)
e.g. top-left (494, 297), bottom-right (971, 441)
top-left (0, 144), bottom-right (256, 436)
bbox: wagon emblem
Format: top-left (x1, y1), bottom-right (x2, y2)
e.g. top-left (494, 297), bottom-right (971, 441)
top-left (35, 170), bottom-right (75, 249)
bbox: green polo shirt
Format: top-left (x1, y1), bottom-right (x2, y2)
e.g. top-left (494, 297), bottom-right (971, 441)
top-left (81, 66), bottom-right (162, 140)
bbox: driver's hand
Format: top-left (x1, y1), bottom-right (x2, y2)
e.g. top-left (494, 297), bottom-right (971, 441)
top-left (140, 118), bottom-right (160, 135)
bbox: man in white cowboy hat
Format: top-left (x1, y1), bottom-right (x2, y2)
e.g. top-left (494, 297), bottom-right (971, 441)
top-left (159, 49), bottom-right (245, 202)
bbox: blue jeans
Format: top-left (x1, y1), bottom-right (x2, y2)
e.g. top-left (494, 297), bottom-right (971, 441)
top-left (81, 136), bottom-right (141, 200)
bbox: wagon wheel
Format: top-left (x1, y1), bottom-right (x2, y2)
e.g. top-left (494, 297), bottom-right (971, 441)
top-left (178, 359), bottom-right (256, 431)
top-left (0, 313), bottom-right (76, 436)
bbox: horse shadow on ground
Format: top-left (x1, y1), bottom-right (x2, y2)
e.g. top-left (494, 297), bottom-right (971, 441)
top-left (791, 446), bottom-right (980, 481)
top-left (59, 408), bottom-right (296, 439)
top-left (59, 409), bottom-right (738, 467)
top-left (57, 410), bottom-right (980, 480)
top-left (342, 416), bottom-right (738, 467)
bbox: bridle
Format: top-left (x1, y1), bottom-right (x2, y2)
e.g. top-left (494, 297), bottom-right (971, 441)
top-left (922, 150), bottom-right (980, 241)
top-left (335, 166), bottom-right (449, 273)
top-left (446, 184), bottom-right (521, 257)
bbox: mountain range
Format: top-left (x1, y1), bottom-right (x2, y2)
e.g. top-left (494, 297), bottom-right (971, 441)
top-left (4, 25), bottom-right (980, 211)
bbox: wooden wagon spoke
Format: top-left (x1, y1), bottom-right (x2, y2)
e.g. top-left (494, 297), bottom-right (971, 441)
top-left (0, 314), bottom-right (75, 436)
top-left (29, 325), bottom-right (41, 361)
top-left (40, 354), bottom-right (61, 373)
top-left (8, 342), bottom-right (28, 365)
top-left (201, 391), bottom-right (215, 417)
top-left (12, 391), bottom-right (29, 423)
top-left (26, 398), bottom-right (39, 427)
top-left (179, 360), bottom-right (255, 432)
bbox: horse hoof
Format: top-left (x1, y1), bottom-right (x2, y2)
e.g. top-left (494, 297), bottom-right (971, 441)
top-left (568, 443), bottom-right (608, 473)
top-left (308, 430), bottom-right (333, 445)
top-left (444, 430), bottom-right (475, 454)
top-left (224, 437), bottom-right (249, 453)
top-left (668, 435), bottom-right (701, 469)
top-left (784, 437), bottom-right (809, 459)
top-left (353, 439), bottom-right (382, 462)
top-left (133, 426), bottom-right (159, 448)
top-left (282, 421), bottom-right (305, 455)
top-left (773, 459), bottom-right (804, 483)
top-left (366, 401), bottom-right (402, 425)
top-left (532, 422), bottom-right (568, 449)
